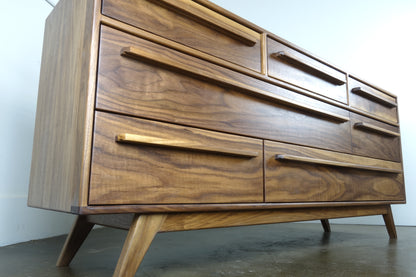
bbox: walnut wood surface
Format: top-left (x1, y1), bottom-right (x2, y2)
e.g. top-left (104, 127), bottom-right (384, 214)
top-left (56, 216), bottom-right (95, 266)
top-left (267, 37), bottom-right (347, 104)
top-left (89, 112), bottom-right (263, 205)
top-left (102, 0), bottom-right (261, 72)
top-left (113, 214), bottom-right (166, 277)
top-left (152, 0), bottom-right (258, 46)
top-left (349, 77), bottom-right (398, 124)
top-left (351, 113), bottom-right (402, 162)
top-left (28, 0), bottom-right (97, 212)
top-left (382, 206), bottom-right (398, 239)
top-left (97, 26), bottom-right (352, 153)
top-left (265, 141), bottom-right (405, 202)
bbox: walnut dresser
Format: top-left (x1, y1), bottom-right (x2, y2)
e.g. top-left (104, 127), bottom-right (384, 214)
top-left (29, 0), bottom-right (406, 276)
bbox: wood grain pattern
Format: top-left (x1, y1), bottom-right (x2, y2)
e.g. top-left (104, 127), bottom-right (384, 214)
top-left (89, 112), bottom-right (263, 205)
top-left (349, 77), bottom-right (398, 123)
top-left (275, 154), bottom-right (401, 173)
top-left (151, 0), bottom-right (258, 46)
top-left (351, 113), bottom-right (402, 162)
top-left (115, 133), bottom-right (259, 158)
top-left (265, 140), bottom-right (405, 202)
top-left (28, 0), bottom-right (97, 212)
top-left (354, 122), bottom-right (400, 137)
top-left (97, 26), bottom-right (352, 153)
top-left (272, 51), bottom-right (346, 85)
top-left (160, 206), bottom-right (389, 232)
top-left (102, 0), bottom-right (262, 72)
top-left (56, 216), bottom-right (95, 266)
top-left (113, 214), bottom-right (166, 277)
top-left (267, 37), bottom-right (347, 103)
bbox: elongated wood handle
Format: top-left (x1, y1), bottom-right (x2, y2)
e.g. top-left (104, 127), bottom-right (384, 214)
top-left (150, 0), bottom-right (258, 46)
top-left (351, 87), bottom-right (397, 107)
top-left (116, 133), bottom-right (259, 158)
top-left (121, 47), bottom-right (349, 123)
top-left (275, 154), bottom-right (401, 174)
top-left (272, 51), bottom-right (346, 85)
top-left (354, 122), bottom-right (400, 137)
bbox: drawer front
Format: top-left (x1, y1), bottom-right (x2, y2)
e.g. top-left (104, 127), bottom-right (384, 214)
top-left (97, 26), bottom-right (352, 153)
top-left (267, 38), bottom-right (347, 103)
top-left (348, 77), bottom-right (398, 124)
top-left (265, 141), bottom-right (404, 202)
top-left (89, 112), bottom-right (263, 205)
top-left (102, 0), bottom-right (261, 72)
top-left (351, 113), bottom-right (401, 162)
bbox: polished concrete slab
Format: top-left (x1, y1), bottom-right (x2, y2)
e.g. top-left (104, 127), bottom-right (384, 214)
top-left (1, 223), bottom-right (415, 276)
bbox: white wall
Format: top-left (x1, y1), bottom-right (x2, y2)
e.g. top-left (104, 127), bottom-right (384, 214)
top-left (211, 0), bottom-right (416, 226)
top-left (0, 0), bottom-right (414, 247)
top-left (0, 0), bottom-right (73, 247)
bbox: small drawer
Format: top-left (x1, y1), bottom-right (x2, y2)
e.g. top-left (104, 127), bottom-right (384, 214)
top-left (102, 0), bottom-right (262, 72)
top-left (350, 113), bottom-right (401, 162)
top-left (265, 141), bottom-right (404, 203)
top-left (89, 112), bottom-right (263, 205)
top-left (348, 77), bottom-right (398, 124)
top-left (267, 38), bottom-right (347, 103)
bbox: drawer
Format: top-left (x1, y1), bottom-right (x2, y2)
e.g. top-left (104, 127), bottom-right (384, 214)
top-left (102, 0), bottom-right (261, 72)
top-left (97, 26), bottom-right (352, 153)
top-left (350, 113), bottom-right (401, 162)
top-left (265, 141), bottom-right (405, 202)
top-left (267, 38), bottom-right (347, 103)
top-left (348, 77), bottom-right (398, 124)
top-left (89, 112), bottom-right (263, 205)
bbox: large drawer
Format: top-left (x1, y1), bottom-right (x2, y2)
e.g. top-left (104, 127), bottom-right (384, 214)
top-left (348, 76), bottom-right (398, 124)
top-left (102, 0), bottom-right (261, 72)
top-left (97, 26), bottom-right (352, 153)
top-left (265, 141), bottom-right (405, 202)
top-left (350, 113), bottom-right (401, 162)
top-left (89, 112), bottom-right (263, 205)
top-left (267, 38), bottom-right (347, 103)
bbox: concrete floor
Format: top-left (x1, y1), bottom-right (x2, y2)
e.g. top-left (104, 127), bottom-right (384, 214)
top-left (1, 223), bottom-right (415, 276)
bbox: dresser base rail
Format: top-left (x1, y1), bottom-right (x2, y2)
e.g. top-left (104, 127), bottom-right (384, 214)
top-left (57, 204), bottom-right (397, 277)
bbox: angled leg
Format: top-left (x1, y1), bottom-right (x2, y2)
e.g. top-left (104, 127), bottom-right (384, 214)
top-left (382, 205), bottom-right (397, 239)
top-left (113, 214), bottom-right (167, 277)
top-left (320, 219), bottom-right (331, 233)
top-left (56, 215), bottom-right (95, 266)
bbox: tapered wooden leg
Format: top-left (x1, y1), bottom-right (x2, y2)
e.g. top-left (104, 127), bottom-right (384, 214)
top-left (113, 214), bottom-right (167, 277)
top-left (382, 206), bottom-right (397, 239)
top-left (320, 219), bottom-right (331, 232)
top-left (56, 215), bottom-right (95, 266)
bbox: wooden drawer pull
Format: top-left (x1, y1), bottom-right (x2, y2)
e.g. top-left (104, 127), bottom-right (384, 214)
top-left (275, 154), bottom-right (401, 174)
top-left (351, 87), bottom-right (397, 107)
top-left (116, 133), bottom-right (259, 158)
top-left (272, 51), bottom-right (346, 85)
top-left (150, 0), bottom-right (257, 46)
top-left (121, 47), bottom-right (349, 123)
top-left (354, 122), bottom-right (400, 137)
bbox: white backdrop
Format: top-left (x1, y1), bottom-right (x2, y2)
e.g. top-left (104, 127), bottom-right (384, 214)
top-left (0, 0), bottom-right (414, 246)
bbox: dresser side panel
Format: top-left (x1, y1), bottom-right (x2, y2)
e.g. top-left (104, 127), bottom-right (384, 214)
top-left (28, 0), bottom-right (96, 212)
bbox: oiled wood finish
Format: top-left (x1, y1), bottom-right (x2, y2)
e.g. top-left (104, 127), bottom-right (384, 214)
top-left (160, 206), bottom-right (390, 232)
top-left (56, 216), bottom-right (95, 266)
top-left (267, 37), bottom-right (347, 103)
top-left (113, 214), bottom-right (166, 277)
top-left (349, 77), bottom-right (398, 124)
top-left (265, 141), bottom-right (405, 202)
top-left (115, 133), bottom-right (259, 158)
top-left (383, 206), bottom-right (398, 239)
top-left (151, 0), bottom-right (258, 46)
top-left (28, 0), bottom-right (97, 212)
top-left (97, 26), bottom-right (352, 153)
top-left (102, 0), bottom-right (262, 72)
top-left (89, 112), bottom-right (263, 205)
top-left (351, 113), bottom-right (402, 162)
